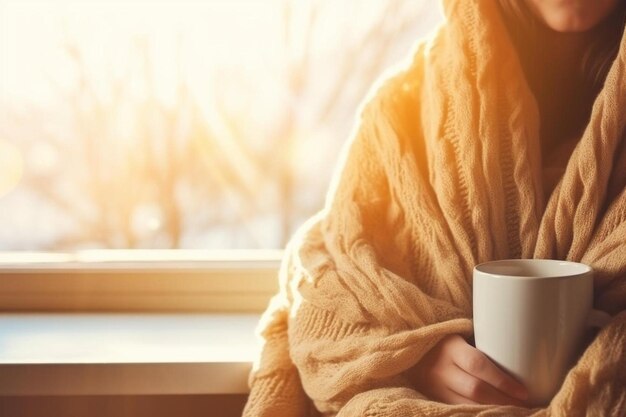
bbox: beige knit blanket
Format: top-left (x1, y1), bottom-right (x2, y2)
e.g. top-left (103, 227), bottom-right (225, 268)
top-left (244, 1), bottom-right (626, 416)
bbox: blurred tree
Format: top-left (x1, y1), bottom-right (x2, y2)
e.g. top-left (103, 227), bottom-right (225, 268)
top-left (3, 0), bottom-right (437, 249)
top-left (203, 0), bottom-right (431, 245)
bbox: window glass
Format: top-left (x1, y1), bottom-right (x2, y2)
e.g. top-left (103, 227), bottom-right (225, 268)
top-left (0, 0), bottom-right (442, 250)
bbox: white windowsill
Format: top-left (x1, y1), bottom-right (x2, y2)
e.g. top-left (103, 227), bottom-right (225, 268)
top-left (0, 313), bottom-right (260, 396)
top-left (0, 250), bottom-right (281, 312)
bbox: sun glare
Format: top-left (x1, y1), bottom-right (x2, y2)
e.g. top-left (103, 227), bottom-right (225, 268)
top-left (0, 0), bottom-right (440, 250)
top-left (0, 0), bottom-right (279, 107)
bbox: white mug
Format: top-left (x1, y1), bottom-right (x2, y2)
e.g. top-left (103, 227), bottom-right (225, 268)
top-left (473, 259), bottom-right (611, 406)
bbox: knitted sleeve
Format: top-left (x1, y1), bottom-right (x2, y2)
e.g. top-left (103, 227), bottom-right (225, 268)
top-left (243, 240), bottom-right (319, 417)
top-left (244, 62), bottom-right (475, 416)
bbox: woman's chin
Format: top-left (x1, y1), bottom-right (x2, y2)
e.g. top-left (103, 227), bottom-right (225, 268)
top-left (525, 0), bottom-right (622, 33)
top-left (542, 14), bottom-right (605, 32)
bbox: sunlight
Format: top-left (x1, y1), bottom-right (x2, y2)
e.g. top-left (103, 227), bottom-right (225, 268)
top-left (0, 0), bottom-right (440, 250)
top-left (0, 0), bottom-right (280, 107)
top-left (0, 140), bottom-right (23, 198)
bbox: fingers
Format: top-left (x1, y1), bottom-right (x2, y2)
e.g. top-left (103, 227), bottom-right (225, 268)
top-left (439, 388), bottom-right (480, 406)
top-left (413, 334), bottom-right (530, 407)
top-left (449, 337), bottom-right (528, 401)
top-left (447, 364), bottom-right (527, 406)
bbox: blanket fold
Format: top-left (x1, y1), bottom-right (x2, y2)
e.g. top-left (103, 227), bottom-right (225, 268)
top-left (243, 0), bottom-right (626, 416)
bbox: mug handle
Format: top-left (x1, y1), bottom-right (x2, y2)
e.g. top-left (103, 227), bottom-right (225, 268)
top-left (586, 309), bottom-right (612, 328)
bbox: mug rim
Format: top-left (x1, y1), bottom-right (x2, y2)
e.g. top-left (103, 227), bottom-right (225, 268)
top-left (474, 259), bottom-right (592, 280)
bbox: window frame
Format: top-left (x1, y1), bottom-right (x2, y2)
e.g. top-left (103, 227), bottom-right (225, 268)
top-left (0, 250), bottom-right (281, 312)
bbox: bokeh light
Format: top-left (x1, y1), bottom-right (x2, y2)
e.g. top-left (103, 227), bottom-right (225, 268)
top-left (0, 140), bottom-right (24, 198)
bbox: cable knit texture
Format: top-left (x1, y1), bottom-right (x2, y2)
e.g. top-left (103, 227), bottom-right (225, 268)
top-left (243, 0), bottom-right (626, 416)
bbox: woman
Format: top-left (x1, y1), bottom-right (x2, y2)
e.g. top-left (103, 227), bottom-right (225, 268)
top-left (244, 0), bottom-right (626, 416)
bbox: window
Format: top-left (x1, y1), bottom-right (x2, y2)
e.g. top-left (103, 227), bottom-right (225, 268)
top-left (0, 1), bottom-right (442, 312)
top-left (0, 0), bottom-right (442, 251)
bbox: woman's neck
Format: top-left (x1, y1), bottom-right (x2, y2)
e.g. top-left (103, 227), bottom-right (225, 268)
top-left (498, 0), bottom-right (626, 151)
top-left (532, 30), bottom-right (593, 150)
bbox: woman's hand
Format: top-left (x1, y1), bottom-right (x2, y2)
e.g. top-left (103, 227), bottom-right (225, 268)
top-left (410, 334), bottom-right (529, 406)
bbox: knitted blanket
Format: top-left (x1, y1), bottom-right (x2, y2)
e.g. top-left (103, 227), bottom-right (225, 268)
top-left (243, 1), bottom-right (626, 416)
